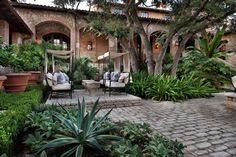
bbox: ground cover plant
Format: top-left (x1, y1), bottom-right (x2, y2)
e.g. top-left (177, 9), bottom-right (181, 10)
top-left (0, 85), bottom-right (44, 155)
top-left (128, 72), bottom-right (216, 101)
top-left (21, 98), bottom-right (184, 157)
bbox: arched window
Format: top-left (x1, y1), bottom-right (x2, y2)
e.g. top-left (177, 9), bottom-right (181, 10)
top-left (43, 33), bottom-right (70, 50)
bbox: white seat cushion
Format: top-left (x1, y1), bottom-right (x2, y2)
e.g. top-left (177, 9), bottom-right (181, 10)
top-left (118, 73), bottom-right (132, 84)
top-left (100, 79), bottom-right (104, 85)
top-left (105, 80), bottom-right (125, 88)
top-left (46, 73), bottom-right (53, 87)
top-left (232, 76), bottom-right (236, 88)
top-left (52, 82), bottom-right (71, 90)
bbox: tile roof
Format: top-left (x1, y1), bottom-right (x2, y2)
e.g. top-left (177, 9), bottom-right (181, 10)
top-left (12, 2), bottom-right (169, 24)
top-left (0, 0), bottom-right (32, 35)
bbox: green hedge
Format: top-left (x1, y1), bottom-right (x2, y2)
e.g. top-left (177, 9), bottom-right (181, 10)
top-left (0, 86), bottom-right (43, 155)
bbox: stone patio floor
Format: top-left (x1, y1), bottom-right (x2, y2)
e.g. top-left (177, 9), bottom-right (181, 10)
top-left (98, 93), bottom-right (236, 157)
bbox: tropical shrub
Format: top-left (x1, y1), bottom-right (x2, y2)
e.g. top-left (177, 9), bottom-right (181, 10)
top-left (0, 85), bottom-right (43, 155)
top-left (129, 72), bottom-right (215, 101)
top-left (73, 57), bottom-right (98, 85)
top-left (178, 50), bottom-right (236, 88)
top-left (195, 27), bottom-right (228, 58)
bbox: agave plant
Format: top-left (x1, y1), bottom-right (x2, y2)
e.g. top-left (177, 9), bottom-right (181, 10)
top-left (37, 98), bottom-right (121, 157)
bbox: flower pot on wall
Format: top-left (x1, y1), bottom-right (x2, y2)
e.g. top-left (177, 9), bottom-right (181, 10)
top-left (28, 71), bottom-right (41, 85)
top-left (4, 73), bottom-right (30, 93)
top-left (0, 76), bottom-right (7, 89)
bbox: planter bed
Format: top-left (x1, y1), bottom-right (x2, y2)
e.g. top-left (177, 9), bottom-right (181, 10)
top-left (14, 99), bottom-right (184, 157)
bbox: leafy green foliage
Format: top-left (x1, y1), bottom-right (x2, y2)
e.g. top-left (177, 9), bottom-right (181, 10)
top-left (107, 122), bottom-right (184, 157)
top-left (73, 57), bottom-right (98, 85)
top-left (110, 140), bottom-right (142, 157)
top-left (163, 53), bottom-right (173, 75)
top-left (24, 106), bottom-right (184, 157)
top-left (24, 132), bottom-right (46, 151)
top-left (88, 14), bottom-right (129, 39)
top-left (0, 45), bottom-right (18, 68)
top-left (129, 72), bottom-right (215, 101)
top-left (144, 135), bottom-right (185, 157)
top-left (195, 27), bottom-right (228, 58)
top-left (0, 86), bottom-right (43, 155)
top-left (121, 122), bottom-right (152, 144)
top-left (14, 43), bottom-right (44, 71)
top-left (178, 50), bottom-right (236, 88)
top-left (35, 98), bottom-right (121, 157)
top-left (0, 43), bottom-right (44, 71)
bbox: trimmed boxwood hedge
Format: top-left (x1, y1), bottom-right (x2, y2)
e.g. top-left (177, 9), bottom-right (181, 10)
top-left (0, 85), bottom-right (43, 155)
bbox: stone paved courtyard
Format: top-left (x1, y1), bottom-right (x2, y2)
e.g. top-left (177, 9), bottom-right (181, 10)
top-left (98, 93), bottom-right (236, 157)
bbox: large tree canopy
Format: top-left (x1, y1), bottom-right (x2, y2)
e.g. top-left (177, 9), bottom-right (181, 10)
top-left (53, 0), bottom-right (236, 75)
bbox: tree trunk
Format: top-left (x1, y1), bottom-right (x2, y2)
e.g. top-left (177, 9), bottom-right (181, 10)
top-left (154, 35), bottom-right (173, 75)
top-left (129, 47), bottom-right (140, 72)
top-left (120, 38), bottom-right (140, 72)
top-left (171, 33), bottom-right (193, 76)
top-left (140, 33), bottom-right (154, 74)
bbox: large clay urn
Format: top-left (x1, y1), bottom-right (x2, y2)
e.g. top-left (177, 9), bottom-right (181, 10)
top-left (28, 71), bottom-right (41, 85)
top-left (4, 73), bottom-right (30, 93)
top-left (0, 76), bottom-right (7, 89)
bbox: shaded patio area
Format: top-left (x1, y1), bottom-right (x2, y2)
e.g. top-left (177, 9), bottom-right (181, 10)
top-left (45, 89), bottom-right (142, 108)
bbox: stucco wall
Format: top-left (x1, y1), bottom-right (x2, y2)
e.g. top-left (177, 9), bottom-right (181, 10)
top-left (222, 33), bottom-right (236, 52)
top-left (0, 20), bottom-right (9, 44)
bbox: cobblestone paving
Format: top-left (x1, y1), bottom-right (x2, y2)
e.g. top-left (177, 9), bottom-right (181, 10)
top-left (98, 93), bottom-right (236, 157)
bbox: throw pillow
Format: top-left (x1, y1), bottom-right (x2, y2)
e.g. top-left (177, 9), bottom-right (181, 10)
top-left (103, 72), bottom-right (110, 80)
top-left (111, 71), bottom-right (120, 82)
top-left (56, 72), bottom-right (67, 84)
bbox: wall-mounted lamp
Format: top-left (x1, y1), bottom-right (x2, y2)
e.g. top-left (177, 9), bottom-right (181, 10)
top-left (175, 41), bottom-right (179, 46)
top-left (154, 43), bottom-right (160, 49)
top-left (87, 41), bottom-right (93, 50)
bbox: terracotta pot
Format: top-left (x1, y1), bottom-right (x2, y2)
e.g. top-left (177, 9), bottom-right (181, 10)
top-left (4, 73), bottom-right (30, 93)
top-left (28, 71), bottom-right (41, 85)
top-left (0, 76), bottom-right (7, 89)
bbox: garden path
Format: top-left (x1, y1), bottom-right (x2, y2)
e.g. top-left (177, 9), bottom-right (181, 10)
top-left (98, 93), bottom-right (236, 157)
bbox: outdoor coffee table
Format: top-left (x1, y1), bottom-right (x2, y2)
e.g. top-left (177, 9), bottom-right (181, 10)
top-left (82, 80), bottom-right (100, 96)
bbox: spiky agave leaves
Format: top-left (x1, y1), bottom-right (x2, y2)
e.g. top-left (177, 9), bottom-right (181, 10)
top-left (37, 98), bottom-right (122, 157)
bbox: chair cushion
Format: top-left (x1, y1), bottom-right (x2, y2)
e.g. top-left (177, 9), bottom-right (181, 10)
top-left (52, 82), bottom-right (71, 90)
top-left (103, 72), bottom-right (110, 80)
top-left (100, 79), bottom-right (104, 85)
top-left (118, 72), bottom-right (129, 83)
top-left (105, 80), bottom-right (125, 88)
top-left (46, 73), bottom-right (54, 87)
top-left (232, 76), bottom-right (236, 88)
top-left (111, 72), bottom-right (120, 82)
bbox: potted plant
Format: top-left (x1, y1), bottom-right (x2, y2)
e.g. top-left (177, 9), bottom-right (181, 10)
top-left (4, 73), bottom-right (31, 92)
top-left (15, 43), bottom-right (44, 85)
top-left (0, 75), bottom-right (6, 89)
top-left (0, 44), bottom-right (31, 92)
